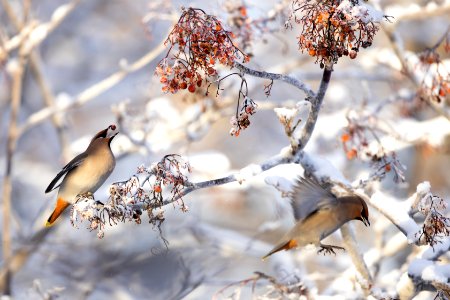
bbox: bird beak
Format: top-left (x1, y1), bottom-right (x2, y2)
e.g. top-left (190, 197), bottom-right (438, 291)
top-left (362, 217), bottom-right (370, 227)
top-left (106, 125), bottom-right (119, 140)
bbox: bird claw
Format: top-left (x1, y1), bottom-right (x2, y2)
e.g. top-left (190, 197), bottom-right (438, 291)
top-left (79, 192), bottom-right (94, 199)
top-left (317, 245), bottom-right (345, 256)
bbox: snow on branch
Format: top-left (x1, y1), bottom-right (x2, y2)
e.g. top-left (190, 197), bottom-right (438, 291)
top-left (70, 150), bottom-right (294, 238)
top-left (366, 182), bottom-right (449, 248)
top-left (71, 154), bottom-right (191, 238)
top-left (408, 258), bottom-right (450, 296)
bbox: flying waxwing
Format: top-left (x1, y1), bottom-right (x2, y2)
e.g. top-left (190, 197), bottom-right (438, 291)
top-left (263, 176), bottom-right (370, 259)
top-left (44, 125), bottom-right (118, 226)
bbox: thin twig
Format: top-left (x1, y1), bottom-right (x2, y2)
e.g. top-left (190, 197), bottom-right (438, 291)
top-left (384, 26), bottom-right (450, 121)
top-left (17, 39), bottom-right (168, 136)
top-left (161, 154), bottom-right (293, 206)
top-left (1, 43), bottom-right (28, 296)
top-left (234, 61), bottom-right (316, 98)
top-left (1, 0), bottom-right (77, 161)
top-left (388, 2), bottom-right (450, 22)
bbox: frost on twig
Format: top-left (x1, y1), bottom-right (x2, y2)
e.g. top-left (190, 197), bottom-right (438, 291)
top-left (340, 108), bottom-right (406, 185)
top-left (213, 271), bottom-right (308, 300)
top-left (411, 183), bottom-right (450, 248)
top-left (274, 101), bottom-right (311, 149)
top-left (70, 154), bottom-right (191, 238)
top-left (369, 182), bottom-right (449, 248)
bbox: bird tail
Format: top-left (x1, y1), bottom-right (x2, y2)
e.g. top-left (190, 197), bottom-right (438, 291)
top-left (46, 198), bottom-right (70, 227)
top-left (262, 239), bottom-right (298, 260)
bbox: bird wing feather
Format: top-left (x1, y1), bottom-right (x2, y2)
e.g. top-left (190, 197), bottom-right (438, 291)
top-left (45, 152), bottom-right (87, 193)
top-left (291, 176), bottom-right (337, 221)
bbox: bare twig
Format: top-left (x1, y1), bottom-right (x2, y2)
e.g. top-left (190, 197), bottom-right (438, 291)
top-left (383, 26), bottom-right (450, 120)
top-left (0, 227), bottom-right (54, 293)
top-left (387, 2), bottom-right (450, 22)
top-left (1, 0), bottom-right (78, 161)
top-left (17, 39), bottom-right (168, 136)
top-left (1, 0), bottom-right (80, 56)
top-left (1, 45), bottom-right (28, 296)
top-left (234, 61), bottom-right (316, 99)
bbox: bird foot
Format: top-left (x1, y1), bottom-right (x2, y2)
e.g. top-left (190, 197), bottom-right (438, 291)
top-left (317, 244), bottom-right (345, 256)
top-left (80, 192), bottom-right (94, 198)
top-left (76, 192), bottom-right (95, 202)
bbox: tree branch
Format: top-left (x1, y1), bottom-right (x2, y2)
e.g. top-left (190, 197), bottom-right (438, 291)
top-left (233, 62), bottom-right (316, 99)
top-left (160, 64), bottom-right (332, 205)
top-left (296, 67), bottom-right (331, 151)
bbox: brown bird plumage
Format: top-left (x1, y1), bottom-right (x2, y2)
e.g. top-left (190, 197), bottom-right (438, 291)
top-left (45, 125), bottom-right (118, 226)
top-left (262, 176), bottom-right (369, 259)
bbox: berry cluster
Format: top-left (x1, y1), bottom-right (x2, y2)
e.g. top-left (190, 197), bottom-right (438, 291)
top-left (229, 96), bottom-right (257, 137)
top-left (341, 112), bottom-right (405, 183)
top-left (292, 0), bottom-right (381, 67)
top-left (70, 155), bottom-right (191, 238)
top-left (156, 7), bottom-right (249, 94)
top-left (416, 194), bottom-right (450, 248)
top-left (416, 49), bottom-right (450, 103)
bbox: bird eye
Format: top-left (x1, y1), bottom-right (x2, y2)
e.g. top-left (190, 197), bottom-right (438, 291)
top-left (109, 124), bottom-right (116, 130)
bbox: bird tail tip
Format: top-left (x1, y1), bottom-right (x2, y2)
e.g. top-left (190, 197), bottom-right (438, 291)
top-left (261, 239), bottom-right (298, 260)
top-left (45, 198), bottom-right (70, 227)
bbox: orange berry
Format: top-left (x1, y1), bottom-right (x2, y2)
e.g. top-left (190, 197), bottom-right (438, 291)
top-left (154, 185), bottom-right (162, 193)
top-left (385, 164), bottom-right (391, 172)
top-left (188, 84), bottom-right (196, 93)
top-left (346, 149), bottom-right (357, 160)
top-left (341, 133), bottom-right (350, 142)
top-left (239, 6), bottom-right (247, 17)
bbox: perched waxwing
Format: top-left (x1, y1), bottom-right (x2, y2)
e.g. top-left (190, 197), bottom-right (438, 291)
top-left (262, 176), bottom-right (369, 259)
top-left (44, 125), bottom-right (118, 226)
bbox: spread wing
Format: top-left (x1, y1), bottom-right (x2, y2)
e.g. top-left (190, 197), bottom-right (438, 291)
top-left (290, 176), bottom-right (337, 221)
top-left (45, 152), bottom-right (87, 193)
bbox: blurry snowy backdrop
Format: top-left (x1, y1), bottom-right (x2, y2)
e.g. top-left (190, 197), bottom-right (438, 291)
top-left (0, 0), bottom-right (449, 299)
